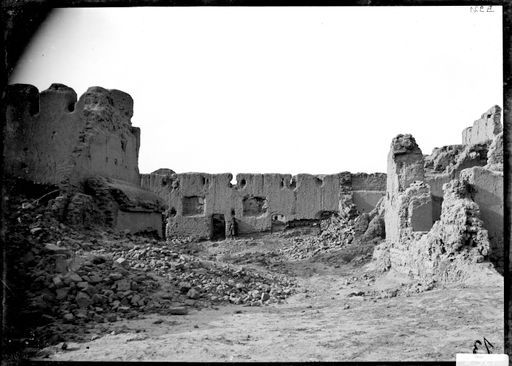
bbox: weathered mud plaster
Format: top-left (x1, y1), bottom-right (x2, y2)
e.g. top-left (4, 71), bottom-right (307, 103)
top-left (378, 137), bottom-right (492, 280)
top-left (486, 132), bottom-right (503, 172)
top-left (425, 142), bottom-right (489, 222)
top-left (380, 105), bottom-right (503, 279)
top-left (141, 171), bottom-right (386, 239)
top-left (424, 106), bottom-right (501, 223)
top-left (382, 179), bottom-right (491, 281)
top-left (4, 84), bottom-right (140, 186)
top-left (462, 105), bottom-right (502, 145)
top-left (4, 83), bottom-right (164, 236)
top-left (460, 166), bottom-right (503, 268)
top-left (384, 134), bottom-right (427, 244)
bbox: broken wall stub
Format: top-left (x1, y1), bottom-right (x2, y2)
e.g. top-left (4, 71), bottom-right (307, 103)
top-left (384, 134), bottom-right (427, 244)
top-left (141, 170), bottom-right (387, 239)
top-left (4, 83), bottom-right (164, 236)
top-left (462, 105), bottom-right (502, 145)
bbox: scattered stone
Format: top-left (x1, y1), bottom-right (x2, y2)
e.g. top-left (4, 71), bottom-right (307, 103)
top-left (63, 313), bottom-right (74, 322)
top-left (76, 292), bottom-right (92, 308)
top-left (187, 288), bottom-right (200, 299)
top-left (167, 307), bottom-right (188, 315)
top-left (115, 257), bottom-right (127, 266)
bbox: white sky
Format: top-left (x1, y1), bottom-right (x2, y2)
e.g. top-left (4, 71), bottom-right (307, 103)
top-left (10, 6), bottom-right (503, 176)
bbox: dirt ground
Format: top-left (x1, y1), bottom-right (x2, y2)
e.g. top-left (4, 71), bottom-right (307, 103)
top-left (39, 232), bottom-right (504, 362)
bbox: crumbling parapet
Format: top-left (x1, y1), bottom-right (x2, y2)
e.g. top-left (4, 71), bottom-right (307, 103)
top-left (462, 105), bottom-right (502, 145)
top-left (4, 83), bottom-right (140, 187)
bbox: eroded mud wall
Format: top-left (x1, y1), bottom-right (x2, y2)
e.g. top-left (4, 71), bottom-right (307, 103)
top-left (4, 83), bottom-right (163, 236)
top-left (141, 171), bottom-right (386, 239)
top-left (379, 105), bottom-right (504, 279)
top-left (462, 105), bottom-right (502, 145)
top-left (4, 84), bottom-right (140, 187)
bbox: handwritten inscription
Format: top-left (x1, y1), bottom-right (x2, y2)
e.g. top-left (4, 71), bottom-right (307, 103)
top-left (470, 5), bottom-right (494, 13)
top-left (473, 337), bottom-right (494, 354)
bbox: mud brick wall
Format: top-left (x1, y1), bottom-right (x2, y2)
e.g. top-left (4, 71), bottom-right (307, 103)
top-left (141, 171), bottom-right (386, 239)
top-left (460, 166), bottom-right (504, 268)
top-left (462, 105), bottom-right (502, 145)
top-left (4, 83), bottom-right (164, 237)
top-left (381, 105), bottom-right (504, 278)
top-left (4, 83), bottom-right (141, 187)
top-left (384, 134), bottom-right (428, 244)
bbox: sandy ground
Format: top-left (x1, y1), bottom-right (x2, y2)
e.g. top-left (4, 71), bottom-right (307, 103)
top-left (42, 250), bottom-right (504, 362)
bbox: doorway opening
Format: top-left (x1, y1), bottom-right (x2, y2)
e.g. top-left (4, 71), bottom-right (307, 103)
top-left (211, 214), bottom-right (226, 240)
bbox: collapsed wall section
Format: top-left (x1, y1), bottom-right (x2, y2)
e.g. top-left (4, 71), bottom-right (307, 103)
top-left (141, 170), bottom-right (386, 239)
top-left (378, 105), bottom-right (503, 280)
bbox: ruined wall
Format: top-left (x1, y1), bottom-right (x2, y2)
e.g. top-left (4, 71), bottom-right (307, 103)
top-left (4, 84), bottom-right (140, 187)
top-left (4, 83), bottom-right (164, 236)
top-left (462, 105), bottom-right (502, 145)
top-left (379, 106), bottom-right (503, 279)
top-left (384, 134), bottom-right (428, 244)
top-left (424, 106), bottom-right (502, 222)
top-left (141, 171), bottom-right (386, 239)
top-left (460, 166), bottom-right (503, 268)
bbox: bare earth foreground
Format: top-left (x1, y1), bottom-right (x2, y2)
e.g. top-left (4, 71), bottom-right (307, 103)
top-left (41, 233), bottom-right (503, 362)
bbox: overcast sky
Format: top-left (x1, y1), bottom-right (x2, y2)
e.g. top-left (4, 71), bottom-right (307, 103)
top-left (10, 6), bottom-right (503, 176)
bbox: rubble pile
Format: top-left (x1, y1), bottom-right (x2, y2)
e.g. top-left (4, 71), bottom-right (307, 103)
top-left (110, 243), bottom-right (297, 307)
top-left (4, 184), bottom-right (297, 350)
top-left (278, 200), bottom-right (385, 261)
